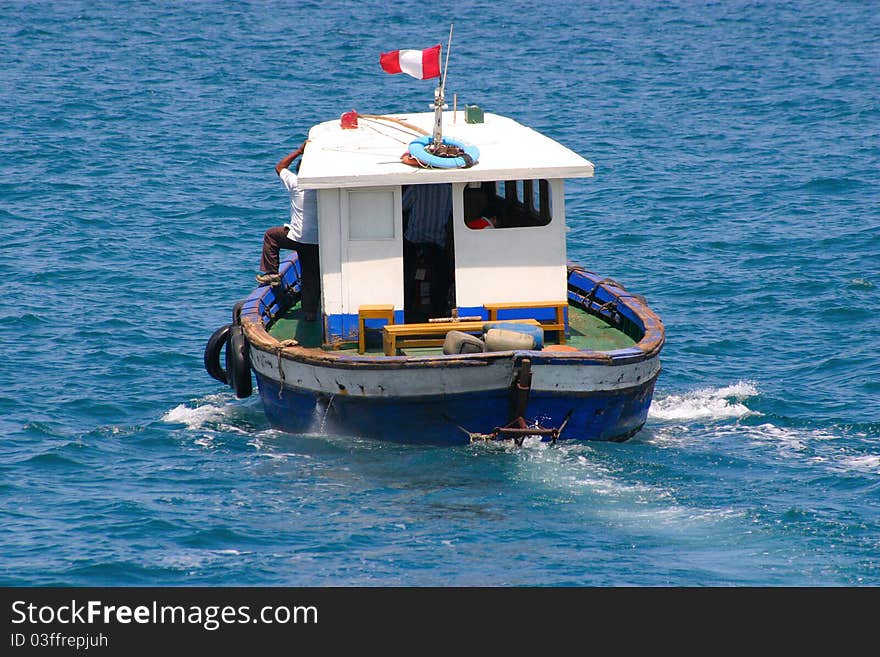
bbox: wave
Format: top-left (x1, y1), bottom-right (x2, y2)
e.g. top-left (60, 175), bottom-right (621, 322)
top-left (709, 422), bottom-right (880, 476)
top-left (848, 278), bottom-right (874, 290)
top-left (21, 452), bottom-right (85, 469)
top-left (798, 177), bottom-right (867, 193)
top-left (648, 404), bottom-right (880, 476)
top-left (648, 382), bottom-right (761, 422)
top-left (835, 454), bottom-right (880, 474)
top-left (160, 394), bottom-right (253, 434)
top-left (712, 421), bottom-right (833, 451)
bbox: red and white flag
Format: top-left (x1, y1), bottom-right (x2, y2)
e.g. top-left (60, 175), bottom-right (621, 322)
top-left (379, 44), bottom-right (441, 80)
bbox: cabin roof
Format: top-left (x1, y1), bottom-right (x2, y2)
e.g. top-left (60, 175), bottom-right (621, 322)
top-left (297, 111), bottom-right (594, 190)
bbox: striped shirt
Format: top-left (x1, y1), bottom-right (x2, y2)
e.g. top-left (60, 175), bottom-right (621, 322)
top-left (402, 183), bottom-right (452, 247)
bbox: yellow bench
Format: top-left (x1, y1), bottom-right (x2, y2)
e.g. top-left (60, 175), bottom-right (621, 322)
top-left (382, 318), bottom-right (540, 356)
top-left (483, 300), bottom-right (568, 344)
top-left (358, 304), bottom-right (395, 354)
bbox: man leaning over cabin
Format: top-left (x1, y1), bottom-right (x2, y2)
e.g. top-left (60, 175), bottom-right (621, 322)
top-left (256, 141), bottom-right (321, 322)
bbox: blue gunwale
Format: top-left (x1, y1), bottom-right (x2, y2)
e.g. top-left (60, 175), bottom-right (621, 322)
top-left (238, 255), bottom-right (664, 369)
top-left (231, 254), bottom-right (664, 442)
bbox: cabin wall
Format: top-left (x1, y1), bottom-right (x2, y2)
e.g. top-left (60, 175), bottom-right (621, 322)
top-left (452, 179), bottom-right (568, 313)
top-left (317, 188), bottom-right (342, 326)
top-left (318, 186), bottom-right (404, 343)
top-left (318, 179), bottom-right (569, 343)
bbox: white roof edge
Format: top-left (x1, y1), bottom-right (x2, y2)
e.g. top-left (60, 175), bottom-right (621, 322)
top-left (301, 164), bottom-right (595, 190)
top-left (297, 111), bottom-right (595, 190)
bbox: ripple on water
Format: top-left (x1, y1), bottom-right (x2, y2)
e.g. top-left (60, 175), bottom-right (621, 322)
top-left (3, 0), bottom-right (880, 587)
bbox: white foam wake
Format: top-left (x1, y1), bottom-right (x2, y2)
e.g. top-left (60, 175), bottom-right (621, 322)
top-left (648, 382), bottom-right (760, 421)
top-left (837, 454), bottom-right (880, 473)
top-left (161, 394), bottom-right (236, 430)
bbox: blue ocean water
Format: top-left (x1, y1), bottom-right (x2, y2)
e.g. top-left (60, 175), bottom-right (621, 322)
top-left (1, 0), bottom-right (878, 586)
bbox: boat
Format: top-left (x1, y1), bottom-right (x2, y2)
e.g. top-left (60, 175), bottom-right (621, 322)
top-left (203, 103), bottom-right (664, 445)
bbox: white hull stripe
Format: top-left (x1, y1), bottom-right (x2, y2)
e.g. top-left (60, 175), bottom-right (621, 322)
top-left (249, 349), bottom-right (661, 399)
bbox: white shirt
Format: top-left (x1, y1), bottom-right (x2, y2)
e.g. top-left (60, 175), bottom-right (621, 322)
top-left (279, 167), bottom-right (318, 244)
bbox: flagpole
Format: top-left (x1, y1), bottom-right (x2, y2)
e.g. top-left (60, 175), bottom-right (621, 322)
top-left (432, 23), bottom-right (454, 148)
top-left (441, 23), bottom-right (453, 95)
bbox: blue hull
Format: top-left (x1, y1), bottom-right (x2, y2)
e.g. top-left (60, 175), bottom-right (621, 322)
top-left (217, 255), bottom-right (666, 445)
top-left (255, 372), bottom-right (658, 445)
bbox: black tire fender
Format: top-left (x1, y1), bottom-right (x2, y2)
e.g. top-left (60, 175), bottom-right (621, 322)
top-left (232, 299), bottom-right (245, 325)
top-left (227, 324), bottom-right (253, 398)
top-left (203, 324), bottom-right (231, 384)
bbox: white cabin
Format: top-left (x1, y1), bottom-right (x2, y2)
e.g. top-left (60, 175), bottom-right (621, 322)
top-left (297, 111), bottom-right (594, 343)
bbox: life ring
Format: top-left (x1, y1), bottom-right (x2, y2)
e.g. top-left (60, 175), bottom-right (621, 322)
top-left (226, 325), bottom-right (253, 398)
top-left (203, 324), bottom-right (231, 384)
top-left (466, 216), bottom-right (496, 229)
top-left (407, 135), bottom-right (479, 169)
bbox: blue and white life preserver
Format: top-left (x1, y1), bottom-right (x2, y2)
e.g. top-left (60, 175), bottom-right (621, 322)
top-left (408, 135), bottom-right (480, 169)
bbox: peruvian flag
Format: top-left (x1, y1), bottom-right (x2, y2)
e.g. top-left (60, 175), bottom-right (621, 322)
top-left (379, 44), bottom-right (442, 80)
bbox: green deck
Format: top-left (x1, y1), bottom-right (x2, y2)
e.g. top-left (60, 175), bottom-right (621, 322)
top-left (268, 303), bottom-right (636, 355)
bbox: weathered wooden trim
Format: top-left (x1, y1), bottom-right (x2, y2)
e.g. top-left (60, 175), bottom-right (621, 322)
top-left (238, 258), bottom-right (665, 372)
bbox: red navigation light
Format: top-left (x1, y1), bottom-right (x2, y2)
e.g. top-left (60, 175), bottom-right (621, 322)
top-left (340, 110), bottom-right (358, 129)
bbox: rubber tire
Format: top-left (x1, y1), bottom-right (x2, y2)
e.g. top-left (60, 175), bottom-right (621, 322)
top-left (232, 299), bottom-right (245, 325)
top-left (203, 324), bottom-right (231, 384)
top-left (227, 325), bottom-right (253, 398)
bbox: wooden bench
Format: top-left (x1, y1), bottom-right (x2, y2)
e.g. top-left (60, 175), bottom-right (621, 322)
top-left (358, 304), bottom-right (395, 354)
top-left (382, 318), bottom-right (540, 356)
top-left (483, 300), bottom-right (568, 344)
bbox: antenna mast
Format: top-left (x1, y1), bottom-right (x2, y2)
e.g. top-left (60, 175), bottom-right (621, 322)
top-left (432, 23), bottom-right (454, 148)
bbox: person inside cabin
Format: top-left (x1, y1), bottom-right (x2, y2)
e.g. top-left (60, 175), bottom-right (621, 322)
top-left (463, 184), bottom-right (502, 230)
top-left (256, 140), bottom-right (320, 322)
top-left (402, 183), bottom-right (453, 321)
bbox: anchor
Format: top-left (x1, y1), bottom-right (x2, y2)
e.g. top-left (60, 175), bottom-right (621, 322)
top-left (446, 358), bottom-right (573, 446)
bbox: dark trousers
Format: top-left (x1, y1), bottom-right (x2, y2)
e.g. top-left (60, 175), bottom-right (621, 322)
top-left (404, 239), bottom-right (451, 322)
top-left (261, 225), bottom-right (320, 315)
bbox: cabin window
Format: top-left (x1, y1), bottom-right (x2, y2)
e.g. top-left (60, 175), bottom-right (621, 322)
top-left (464, 179), bottom-right (552, 230)
top-left (347, 189), bottom-right (396, 240)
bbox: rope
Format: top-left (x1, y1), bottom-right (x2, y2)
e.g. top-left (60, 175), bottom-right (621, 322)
top-left (358, 119), bottom-right (412, 145)
top-left (357, 114), bottom-right (428, 136)
top-left (274, 339), bottom-right (299, 399)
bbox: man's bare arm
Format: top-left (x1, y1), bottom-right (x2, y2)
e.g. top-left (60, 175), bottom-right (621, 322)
top-left (275, 141), bottom-right (309, 176)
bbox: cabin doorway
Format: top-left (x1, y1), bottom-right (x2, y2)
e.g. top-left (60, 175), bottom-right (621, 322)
top-left (402, 184), bottom-right (455, 323)
top-left (403, 239), bottom-right (455, 323)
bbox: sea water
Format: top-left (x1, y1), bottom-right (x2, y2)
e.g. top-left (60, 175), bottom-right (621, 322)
top-left (1, 0), bottom-right (878, 586)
